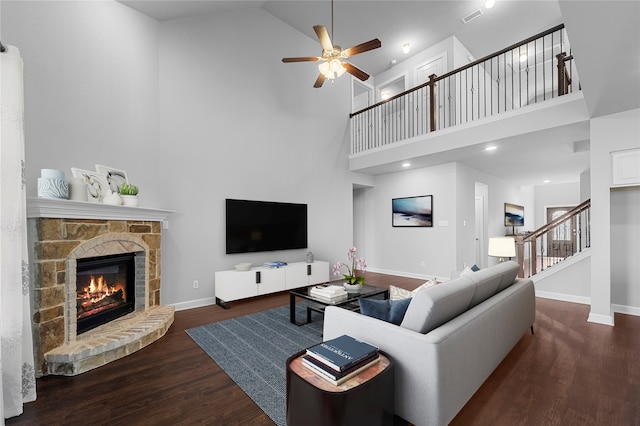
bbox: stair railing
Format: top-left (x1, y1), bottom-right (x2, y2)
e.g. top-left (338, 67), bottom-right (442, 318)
top-left (350, 24), bottom-right (580, 154)
top-left (517, 199), bottom-right (591, 278)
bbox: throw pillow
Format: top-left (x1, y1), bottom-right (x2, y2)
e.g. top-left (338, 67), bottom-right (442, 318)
top-left (359, 298), bottom-right (412, 325)
top-left (389, 279), bottom-right (438, 301)
top-left (460, 266), bottom-right (475, 276)
top-left (471, 264), bottom-right (480, 272)
top-left (389, 285), bottom-right (412, 301)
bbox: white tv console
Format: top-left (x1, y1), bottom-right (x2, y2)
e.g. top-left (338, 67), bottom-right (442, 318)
top-left (214, 261), bottom-right (330, 308)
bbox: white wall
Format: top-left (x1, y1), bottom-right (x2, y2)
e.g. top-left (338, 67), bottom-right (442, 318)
top-left (356, 161), bottom-right (522, 279)
top-left (1, 0), bottom-right (160, 200)
top-left (455, 163), bottom-right (523, 268)
top-left (533, 181), bottom-right (581, 229)
top-left (158, 9), bottom-right (356, 307)
top-left (611, 188), bottom-right (640, 313)
top-left (3, 2), bottom-right (358, 308)
top-left (590, 108), bottom-right (640, 324)
top-left (580, 169), bottom-right (591, 202)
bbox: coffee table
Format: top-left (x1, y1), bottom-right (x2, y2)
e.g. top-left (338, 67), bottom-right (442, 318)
top-left (290, 283), bottom-right (389, 326)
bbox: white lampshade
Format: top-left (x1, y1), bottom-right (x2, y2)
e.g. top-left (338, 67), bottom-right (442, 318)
top-left (488, 237), bottom-right (516, 261)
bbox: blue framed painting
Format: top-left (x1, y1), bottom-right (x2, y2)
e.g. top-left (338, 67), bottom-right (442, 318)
top-left (392, 195), bottom-right (433, 227)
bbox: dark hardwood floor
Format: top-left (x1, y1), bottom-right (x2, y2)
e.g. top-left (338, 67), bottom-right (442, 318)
top-left (7, 272), bottom-right (640, 425)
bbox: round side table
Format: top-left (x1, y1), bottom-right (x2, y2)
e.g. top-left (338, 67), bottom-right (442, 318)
top-left (286, 350), bottom-right (395, 426)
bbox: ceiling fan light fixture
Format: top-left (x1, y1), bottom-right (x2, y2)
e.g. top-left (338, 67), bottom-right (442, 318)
top-left (330, 58), bottom-right (342, 72)
top-left (281, 0), bottom-right (381, 87)
top-left (318, 61), bottom-right (330, 75)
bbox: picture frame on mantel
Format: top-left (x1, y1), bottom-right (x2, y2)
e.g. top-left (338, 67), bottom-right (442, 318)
top-left (71, 168), bottom-right (109, 203)
top-left (95, 164), bottom-right (129, 193)
top-left (392, 195), bottom-right (433, 227)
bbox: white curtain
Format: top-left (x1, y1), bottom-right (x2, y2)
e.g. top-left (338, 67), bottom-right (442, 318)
top-left (0, 44), bottom-right (37, 422)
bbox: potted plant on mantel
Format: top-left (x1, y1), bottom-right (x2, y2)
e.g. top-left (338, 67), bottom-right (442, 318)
top-left (332, 246), bottom-right (367, 293)
top-left (119, 183), bottom-right (139, 207)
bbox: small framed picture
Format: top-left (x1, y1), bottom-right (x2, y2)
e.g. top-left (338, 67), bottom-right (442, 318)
top-left (71, 168), bottom-right (109, 202)
top-left (95, 164), bottom-right (129, 193)
top-left (392, 195), bottom-right (433, 227)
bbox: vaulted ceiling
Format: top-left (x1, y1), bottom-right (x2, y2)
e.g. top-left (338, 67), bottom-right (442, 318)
top-left (119, 0), bottom-right (639, 186)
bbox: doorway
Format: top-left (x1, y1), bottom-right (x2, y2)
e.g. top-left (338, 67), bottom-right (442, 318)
top-left (546, 206), bottom-right (576, 258)
top-left (475, 182), bottom-right (488, 268)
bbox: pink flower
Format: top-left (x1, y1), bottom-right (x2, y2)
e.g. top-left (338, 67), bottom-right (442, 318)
top-left (333, 247), bottom-right (366, 284)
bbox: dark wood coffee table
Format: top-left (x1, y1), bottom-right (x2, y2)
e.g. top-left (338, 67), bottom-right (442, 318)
top-left (289, 283), bottom-right (389, 326)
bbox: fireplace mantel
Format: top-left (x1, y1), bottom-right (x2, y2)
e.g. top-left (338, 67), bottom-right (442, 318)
top-left (27, 197), bottom-right (175, 376)
top-left (27, 197), bottom-right (174, 222)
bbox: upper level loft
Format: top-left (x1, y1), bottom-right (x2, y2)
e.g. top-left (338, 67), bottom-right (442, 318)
top-left (349, 24), bottom-right (588, 175)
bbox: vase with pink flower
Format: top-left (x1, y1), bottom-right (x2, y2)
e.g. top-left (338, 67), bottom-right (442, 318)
top-left (333, 246), bottom-right (367, 292)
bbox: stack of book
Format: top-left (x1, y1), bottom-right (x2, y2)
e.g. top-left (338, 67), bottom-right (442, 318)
top-left (302, 335), bottom-right (379, 385)
top-left (263, 261), bottom-right (288, 269)
top-left (309, 285), bottom-right (348, 302)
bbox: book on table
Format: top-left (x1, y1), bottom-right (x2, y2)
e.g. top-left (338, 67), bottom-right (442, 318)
top-left (305, 334), bottom-right (379, 372)
top-left (302, 354), bottom-right (380, 386)
top-left (309, 285), bottom-right (348, 302)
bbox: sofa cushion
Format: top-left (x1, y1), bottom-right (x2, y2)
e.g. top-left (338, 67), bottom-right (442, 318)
top-left (359, 298), bottom-right (412, 325)
top-left (468, 268), bottom-right (502, 306)
top-left (495, 261), bottom-right (521, 291)
top-left (400, 277), bottom-right (476, 334)
top-left (389, 279), bottom-right (438, 301)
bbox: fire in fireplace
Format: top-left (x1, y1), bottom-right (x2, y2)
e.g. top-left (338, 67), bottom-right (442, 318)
top-left (76, 253), bottom-right (136, 334)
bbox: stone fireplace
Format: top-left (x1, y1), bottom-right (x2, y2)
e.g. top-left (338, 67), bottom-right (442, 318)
top-left (27, 198), bottom-right (174, 376)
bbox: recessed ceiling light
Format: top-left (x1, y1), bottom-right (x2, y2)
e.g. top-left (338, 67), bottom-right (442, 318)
top-left (402, 43), bottom-right (411, 54)
top-left (402, 162), bottom-right (411, 168)
top-left (543, 179), bottom-right (551, 184)
top-left (381, 91), bottom-right (391, 100)
top-left (485, 0), bottom-right (496, 9)
top-left (485, 146), bottom-right (497, 151)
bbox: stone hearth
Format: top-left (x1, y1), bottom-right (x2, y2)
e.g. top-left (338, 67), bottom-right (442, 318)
top-left (27, 198), bottom-right (174, 376)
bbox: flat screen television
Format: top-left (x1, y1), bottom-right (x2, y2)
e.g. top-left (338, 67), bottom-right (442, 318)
top-left (225, 199), bottom-right (308, 254)
top-left (504, 202), bottom-right (525, 227)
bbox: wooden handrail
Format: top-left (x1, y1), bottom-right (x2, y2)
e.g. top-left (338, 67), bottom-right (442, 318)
top-left (350, 24), bottom-right (566, 118)
top-left (523, 199), bottom-right (590, 243)
top-left (518, 199), bottom-right (590, 278)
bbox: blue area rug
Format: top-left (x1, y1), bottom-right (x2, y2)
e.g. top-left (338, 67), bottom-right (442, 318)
top-left (186, 303), bottom-right (323, 426)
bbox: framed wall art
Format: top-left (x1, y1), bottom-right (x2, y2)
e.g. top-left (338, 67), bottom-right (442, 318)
top-left (392, 195), bottom-right (433, 227)
top-left (71, 168), bottom-right (109, 202)
top-left (95, 164), bottom-right (129, 193)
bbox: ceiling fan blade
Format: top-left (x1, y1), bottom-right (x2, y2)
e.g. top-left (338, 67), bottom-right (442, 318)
top-left (313, 73), bottom-right (327, 88)
top-left (343, 62), bottom-right (370, 81)
top-left (313, 25), bottom-right (333, 52)
top-left (282, 56), bottom-right (320, 63)
top-left (343, 39), bottom-right (382, 57)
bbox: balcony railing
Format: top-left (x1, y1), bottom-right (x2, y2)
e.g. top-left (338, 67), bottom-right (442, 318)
top-left (350, 24), bottom-right (580, 154)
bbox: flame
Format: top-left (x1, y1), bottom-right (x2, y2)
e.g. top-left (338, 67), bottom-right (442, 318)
top-left (78, 275), bottom-right (126, 304)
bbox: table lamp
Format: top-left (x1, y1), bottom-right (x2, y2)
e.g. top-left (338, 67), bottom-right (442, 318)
top-left (488, 237), bottom-right (516, 262)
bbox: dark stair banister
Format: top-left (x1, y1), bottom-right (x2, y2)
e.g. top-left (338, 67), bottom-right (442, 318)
top-left (518, 199), bottom-right (591, 277)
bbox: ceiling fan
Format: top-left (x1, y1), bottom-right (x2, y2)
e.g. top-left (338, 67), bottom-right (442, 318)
top-left (281, 0), bottom-right (381, 88)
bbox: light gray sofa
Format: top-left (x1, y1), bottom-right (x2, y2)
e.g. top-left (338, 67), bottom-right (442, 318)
top-left (323, 261), bottom-right (535, 426)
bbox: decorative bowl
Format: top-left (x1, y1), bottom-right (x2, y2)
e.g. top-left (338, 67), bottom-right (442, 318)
top-left (235, 263), bottom-right (252, 272)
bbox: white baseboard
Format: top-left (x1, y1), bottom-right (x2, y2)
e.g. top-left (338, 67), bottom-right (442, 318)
top-left (367, 267), bottom-right (448, 283)
top-left (587, 312), bottom-right (615, 326)
top-left (170, 296), bottom-right (217, 312)
top-left (612, 303), bottom-right (640, 317)
top-left (535, 290), bottom-right (591, 305)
